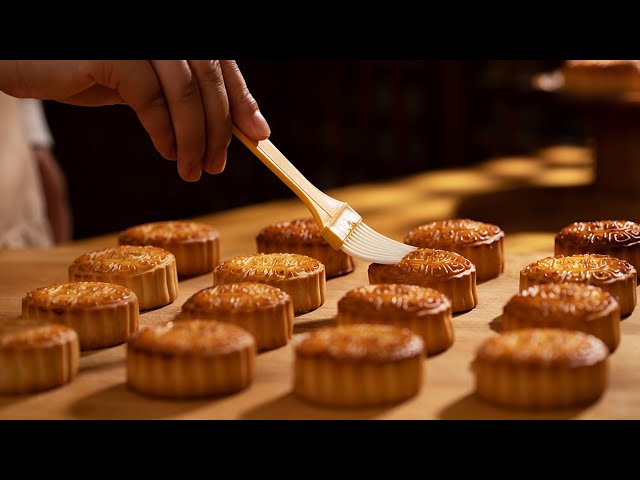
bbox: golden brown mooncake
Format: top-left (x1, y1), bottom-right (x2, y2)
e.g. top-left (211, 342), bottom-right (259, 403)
top-left (473, 328), bottom-right (609, 409)
top-left (404, 219), bottom-right (504, 282)
top-left (256, 217), bottom-right (354, 278)
top-left (519, 253), bottom-right (637, 317)
top-left (127, 319), bottom-right (256, 399)
top-left (337, 284), bottom-right (454, 356)
top-left (555, 220), bottom-right (640, 277)
top-left (502, 283), bottom-right (620, 353)
top-left (293, 324), bottom-right (425, 407)
top-left (181, 282), bottom-right (294, 351)
top-left (213, 252), bottom-right (326, 315)
top-left (22, 281), bottom-right (139, 351)
top-left (118, 220), bottom-right (221, 278)
top-left (561, 60), bottom-right (640, 95)
top-left (0, 320), bottom-right (80, 395)
top-left (68, 245), bottom-right (179, 311)
top-left (368, 248), bottom-right (478, 313)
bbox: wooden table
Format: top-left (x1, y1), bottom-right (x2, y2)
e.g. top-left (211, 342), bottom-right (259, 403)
top-left (2, 145), bottom-right (639, 419)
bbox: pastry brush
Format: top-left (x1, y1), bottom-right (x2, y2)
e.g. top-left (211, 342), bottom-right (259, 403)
top-left (232, 125), bottom-right (416, 264)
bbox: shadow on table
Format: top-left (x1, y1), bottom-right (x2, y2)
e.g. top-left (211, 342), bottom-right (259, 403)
top-left (438, 392), bottom-right (587, 420)
top-left (241, 392), bottom-right (393, 420)
top-left (293, 316), bottom-right (337, 334)
top-left (0, 393), bottom-right (33, 411)
top-left (488, 315), bottom-right (502, 333)
top-left (453, 185), bottom-right (640, 234)
top-left (68, 383), bottom-right (219, 420)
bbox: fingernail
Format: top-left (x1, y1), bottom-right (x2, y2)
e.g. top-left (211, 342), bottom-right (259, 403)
top-left (188, 162), bottom-right (202, 181)
top-left (252, 110), bottom-right (271, 139)
top-left (204, 151), bottom-right (227, 174)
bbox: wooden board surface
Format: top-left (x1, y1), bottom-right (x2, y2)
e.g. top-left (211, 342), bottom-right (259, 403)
top-left (1, 240), bottom-right (639, 420)
top-left (3, 145), bottom-right (639, 419)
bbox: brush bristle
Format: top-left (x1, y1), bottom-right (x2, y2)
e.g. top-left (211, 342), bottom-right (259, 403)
top-left (340, 222), bottom-right (417, 264)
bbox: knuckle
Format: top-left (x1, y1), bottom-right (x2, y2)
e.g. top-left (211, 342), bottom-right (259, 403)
top-left (143, 86), bottom-right (168, 111)
top-left (196, 60), bottom-right (226, 89)
top-left (179, 74), bottom-right (201, 102)
top-left (237, 89), bottom-right (259, 111)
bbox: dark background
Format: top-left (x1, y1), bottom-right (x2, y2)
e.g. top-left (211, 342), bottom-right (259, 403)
top-left (43, 60), bottom-right (584, 240)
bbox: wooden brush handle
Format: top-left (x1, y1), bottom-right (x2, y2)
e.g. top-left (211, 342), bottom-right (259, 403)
top-left (232, 125), bottom-right (343, 228)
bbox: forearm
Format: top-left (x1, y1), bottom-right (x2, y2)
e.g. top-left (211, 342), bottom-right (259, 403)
top-left (19, 98), bottom-right (72, 244)
top-left (19, 98), bottom-right (54, 148)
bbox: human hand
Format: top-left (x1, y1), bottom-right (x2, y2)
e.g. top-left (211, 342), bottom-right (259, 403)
top-left (0, 60), bottom-right (270, 181)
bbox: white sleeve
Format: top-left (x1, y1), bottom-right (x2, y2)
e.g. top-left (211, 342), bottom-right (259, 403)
top-left (19, 98), bottom-right (54, 148)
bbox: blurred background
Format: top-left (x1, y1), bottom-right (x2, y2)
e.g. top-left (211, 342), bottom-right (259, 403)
top-left (44, 59), bottom-right (585, 240)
